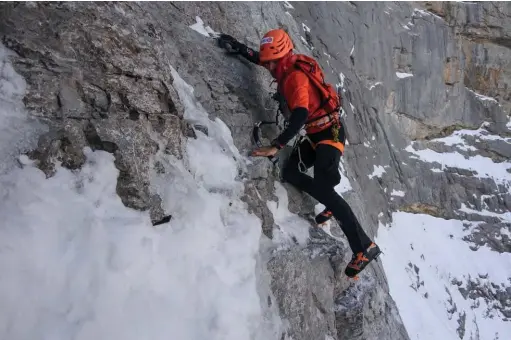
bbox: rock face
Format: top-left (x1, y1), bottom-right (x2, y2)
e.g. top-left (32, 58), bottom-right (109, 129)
top-left (1, 1), bottom-right (509, 340)
top-left (1, 2), bottom-right (190, 223)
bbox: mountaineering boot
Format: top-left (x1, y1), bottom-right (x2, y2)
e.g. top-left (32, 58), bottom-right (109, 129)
top-left (345, 243), bottom-right (382, 278)
top-left (315, 208), bottom-right (333, 225)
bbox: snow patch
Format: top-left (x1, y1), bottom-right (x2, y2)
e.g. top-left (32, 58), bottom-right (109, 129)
top-left (0, 46), bottom-right (25, 103)
top-left (300, 36), bottom-right (313, 50)
top-left (350, 45), bottom-right (354, 56)
top-left (391, 190), bottom-right (406, 197)
top-left (368, 165), bottom-right (386, 179)
top-left (467, 88), bottom-right (499, 104)
top-left (189, 16), bottom-right (218, 38)
top-left (459, 203), bottom-right (511, 222)
top-left (479, 194), bottom-right (493, 209)
top-left (402, 19), bottom-right (417, 31)
top-left (369, 82), bottom-right (382, 90)
top-left (431, 131), bottom-right (477, 152)
top-left (413, 8), bottom-right (444, 21)
top-left (339, 72), bottom-right (345, 89)
top-left (433, 125), bottom-right (511, 151)
top-left (335, 160), bottom-right (353, 194)
top-left (405, 143), bottom-right (511, 185)
top-left (396, 72), bottom-right (413, 79)
top-left (302, 23), bottom-right (311, 33)
top-left (0, 44), bottom-right (46, 175)
top-left (267, 182), bottom-right (311, 246)
top-left (283, 1), bottom-right (294, 9)
top-left (349, 102), bottom-right (355, 112)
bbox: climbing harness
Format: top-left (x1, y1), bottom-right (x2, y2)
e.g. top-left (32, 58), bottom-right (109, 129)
top-left (252, 54), bottom-right (345, 174)
top-left (252, 94), bottom-right (345, 176)
top-left (293, 108), bottom-right (345, 175)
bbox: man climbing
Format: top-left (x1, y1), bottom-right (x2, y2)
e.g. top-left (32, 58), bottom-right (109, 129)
top-left (217, 29), bottom-right (381, 278)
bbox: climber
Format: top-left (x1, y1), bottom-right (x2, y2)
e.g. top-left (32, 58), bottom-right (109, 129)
top-left (217, 29), bottom-right (381, 278)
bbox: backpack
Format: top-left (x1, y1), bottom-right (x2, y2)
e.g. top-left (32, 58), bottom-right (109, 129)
top-left (292, 54), bottom-right (341, 120)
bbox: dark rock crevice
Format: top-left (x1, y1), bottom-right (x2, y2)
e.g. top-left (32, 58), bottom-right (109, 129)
top-left (83, 121), bottom-right (118, 154)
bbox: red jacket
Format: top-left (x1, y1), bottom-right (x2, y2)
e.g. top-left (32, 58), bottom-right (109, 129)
top-left (273, 53), bottom-right (345, 153)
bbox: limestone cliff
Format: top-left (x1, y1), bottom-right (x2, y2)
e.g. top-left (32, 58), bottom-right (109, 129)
top-left (1, 2), bottom-right (509, 339)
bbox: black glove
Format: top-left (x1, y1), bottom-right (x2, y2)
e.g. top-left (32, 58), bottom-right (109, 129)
top-left (217, 33), bottom-right (260, 64)
top-left (217, 34), bottom-right (242, 54)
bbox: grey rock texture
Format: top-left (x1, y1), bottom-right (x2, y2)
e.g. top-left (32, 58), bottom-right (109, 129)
top-left (424, 1), bottom-right (511, 113)
top-left (335, 273), bottom-right (409, 340)
top-left (267, 249), bottom-right (338, 340)
top-left (1, 1), bottom-right (189, 223)
top-left (1, 1), bottom-right (510, 339)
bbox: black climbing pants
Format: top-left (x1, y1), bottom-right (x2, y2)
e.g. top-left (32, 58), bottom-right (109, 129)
top-left (282, 140), bottom-right (373, 254)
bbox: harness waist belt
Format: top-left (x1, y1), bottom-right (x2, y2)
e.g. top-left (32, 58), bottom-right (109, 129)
top-left (305, 111), bottom-right (338, 130)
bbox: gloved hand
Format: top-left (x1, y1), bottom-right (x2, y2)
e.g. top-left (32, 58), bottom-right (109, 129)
top-left (217, 34), bottom-right (242, 53)
top-left (217, 34), bottom-right (260, 64)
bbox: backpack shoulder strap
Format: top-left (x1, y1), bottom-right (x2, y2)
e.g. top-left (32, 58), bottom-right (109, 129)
top-left (293, 56), bottom-right (341, 118)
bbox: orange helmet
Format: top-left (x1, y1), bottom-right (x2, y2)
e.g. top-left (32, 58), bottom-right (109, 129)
top-left (259, 29), bottom-right (294, 63)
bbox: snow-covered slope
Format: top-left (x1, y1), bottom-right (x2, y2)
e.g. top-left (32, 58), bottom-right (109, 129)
top-left (377, 121), bottom-right (511, 340)
top-left (0, 44), bottom-right (281, 340)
